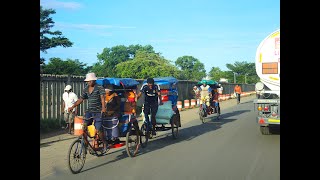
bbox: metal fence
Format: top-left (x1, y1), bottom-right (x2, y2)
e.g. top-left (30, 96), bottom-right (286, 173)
top-left (40, 74), bottom-right (255, 122)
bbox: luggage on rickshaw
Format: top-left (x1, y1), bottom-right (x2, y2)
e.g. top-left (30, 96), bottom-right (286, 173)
top-left (96, 77), bottom-right (140, 141)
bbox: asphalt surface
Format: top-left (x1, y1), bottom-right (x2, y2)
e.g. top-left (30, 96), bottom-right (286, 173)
top-left (40, 94), bottom-right (280, 180)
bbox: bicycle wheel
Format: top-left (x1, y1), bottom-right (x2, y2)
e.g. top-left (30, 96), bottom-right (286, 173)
top-left (68, 138), bottom-right (87, 174)
top-left (176, 109), bottom-right (181, 127)
top-left (140, 123), bottom-right (149, 148)
top-left (215, 102), bottom-right (221, 119)
top-left (171, 114), bottom-right (179, 139)
top-left (199, 108), bottom-right (205, 123)
top-left (125, 127), bottom-right (140, 157)
top-left (147, 122), bottom-right (154, 139)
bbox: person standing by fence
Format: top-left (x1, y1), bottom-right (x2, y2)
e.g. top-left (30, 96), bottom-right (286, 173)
top-left (192, 86), bottom-right (200, 101)
top-left (234, 84), bottom-right (242, 104)
top-left (62, 85), bottom-right (78, 134)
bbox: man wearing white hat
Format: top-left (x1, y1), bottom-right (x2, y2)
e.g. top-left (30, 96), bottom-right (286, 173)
top-left (68, 72), bottom-right (108, 154)
top-left (62, 85), bottom-right (78, 134)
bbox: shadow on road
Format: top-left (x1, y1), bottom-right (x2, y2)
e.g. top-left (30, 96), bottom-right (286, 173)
top-left (80, 150), bottom-right (129, 173)
top-left (238, 101), bottom-right (253, 105)
top-left (135, 109), bottom-right (250, 156)
top-left (72, 109), bottom-right (250, 174)
top-left (40, 136), bottom-right (77, 148)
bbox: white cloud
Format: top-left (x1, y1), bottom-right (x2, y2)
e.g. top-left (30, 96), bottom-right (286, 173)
top-left (54, 22), bottom-right (136, 37)
top-left (55, 23), bottom-right (136, 30)
top-left (40, 0), bottom-right (82, 10)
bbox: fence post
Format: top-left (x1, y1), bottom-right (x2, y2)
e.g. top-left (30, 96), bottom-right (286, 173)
top-left (67, 74), bottom-right (71, 85)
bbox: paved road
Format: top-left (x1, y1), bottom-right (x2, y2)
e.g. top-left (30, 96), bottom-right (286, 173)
top-left (40, 95), bottom-right (280, 180)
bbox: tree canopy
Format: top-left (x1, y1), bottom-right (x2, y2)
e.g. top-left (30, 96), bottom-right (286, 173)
top-left (42, 57), bottom-right (91, 75)
top-left (40, 6), bottom-right (73, 64)
top-left (115, 50), bottom-right (181, 79)
top-left (224, 61), bottom-right (259, 84)
top-left (175, 56), bottom-right (206, 81)
top-left (93, 45), bottom-right (156, 77)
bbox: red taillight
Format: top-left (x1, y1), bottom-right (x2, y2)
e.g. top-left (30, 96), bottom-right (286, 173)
top-left (259, 118), bottom-right (265, 124)
top-left (160, 89), bottom-right (169, 95)
top-left (161, 95), bottom-right (169, 102)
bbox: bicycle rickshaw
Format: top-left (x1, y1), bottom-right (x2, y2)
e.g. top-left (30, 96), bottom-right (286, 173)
top-left (68, 78), bottom-right (141, 174)
top-left (197, 79), bottom-right (221, 123)
top-left (139, 77), bottom-right (181, 148)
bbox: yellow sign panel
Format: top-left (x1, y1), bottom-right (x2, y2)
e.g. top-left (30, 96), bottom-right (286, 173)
top-left (269, 76), bottom-right (279, 80)
top-left (268, 119), bottom-right (280, 123)
top-left (259, 53), bottom-right (262, 62)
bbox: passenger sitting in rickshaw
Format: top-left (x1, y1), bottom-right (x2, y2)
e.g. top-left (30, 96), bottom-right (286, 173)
top-left (210, 84), bottom-right (220, 113)
top-left (105, 87), bottom-right (142, 138)
top-left (199, 81), bottom-right (213, 114)
top-left (104, 88), bottom-right (121, 144)
top-left (124, 90), bottom-right (137, 115)
top-left (105, 88), bottom-right (121, 118)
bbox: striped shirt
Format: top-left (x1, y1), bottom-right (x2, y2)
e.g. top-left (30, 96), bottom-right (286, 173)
top-left (81, 84), bottom-right (106, 112)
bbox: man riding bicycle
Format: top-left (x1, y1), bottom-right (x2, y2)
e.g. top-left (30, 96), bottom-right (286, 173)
top-left (137, 78), bottom-right (163, 136)
top-left (199, 81), bottom-right (213, 114)
top-left (68, 72), bottom-right (108, 154)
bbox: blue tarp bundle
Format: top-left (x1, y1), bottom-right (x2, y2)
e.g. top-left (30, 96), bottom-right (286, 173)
top-left (143, 77), bottom-right (178, 86)
top-left (96, 77), bottom-right (139, 88)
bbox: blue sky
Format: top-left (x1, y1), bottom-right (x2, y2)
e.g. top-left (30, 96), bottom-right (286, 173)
top-left (40, 0), bottom-right (280, 72)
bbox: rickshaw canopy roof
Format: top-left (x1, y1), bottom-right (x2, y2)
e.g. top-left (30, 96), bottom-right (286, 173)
top-left (143, 77), bottom-right (178, 86)
top-left (197, 79), bottom-right (217, 85)
top-left (96, 77), bottom-right (139, 88)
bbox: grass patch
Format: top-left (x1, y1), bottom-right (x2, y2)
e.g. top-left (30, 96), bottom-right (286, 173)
top-left (40, 119), bottom-right (63, 133)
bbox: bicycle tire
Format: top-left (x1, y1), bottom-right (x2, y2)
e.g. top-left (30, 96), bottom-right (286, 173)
top-left (215, 102), bottom-right (221, 119)
top-left (125, 127), bottom-right (140, 157)
top-left (199, 108), bottom-right (205, 123)
top-left (68, 138), bottom-right (87, 174)
top-left (140, 123), bottom-right (149, 148)
top-left (171, 115), bottom-right (179, 139)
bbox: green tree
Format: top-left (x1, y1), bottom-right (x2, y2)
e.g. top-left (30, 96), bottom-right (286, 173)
top-left (175, 56), bottom-right (206, 80)
top-left (42, 57), bottom-right (90, 75)
top-left (127, 44), bottom-right (155, 58)
top-left (225, 61), bottom-right (259, 84)
top-left (115, 50), bottom-right (181, 79)
top-left (40, 6), bottom-right (73, 64)
top-left (94, 44), bottom-right (156, 77)
top-left (208, 67), bottom-right (228, 82)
